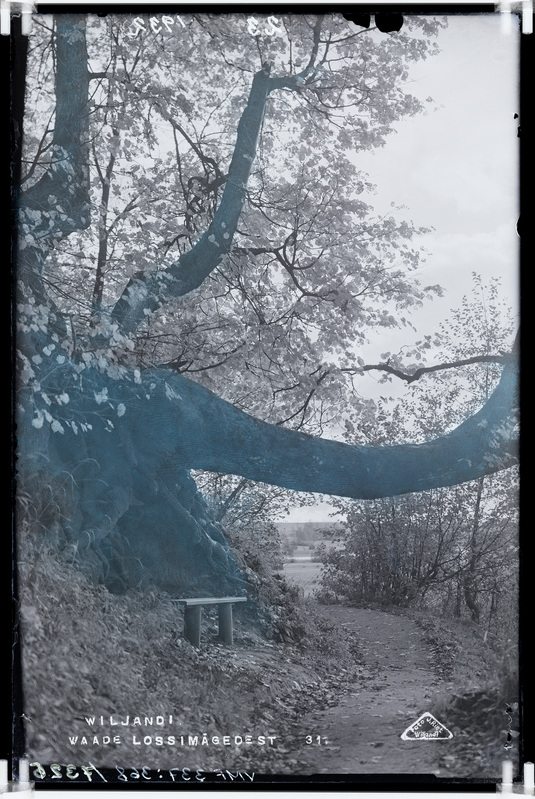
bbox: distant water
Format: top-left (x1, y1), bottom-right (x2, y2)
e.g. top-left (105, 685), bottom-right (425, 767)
top-left (284, 556), bottom-right (313, 562)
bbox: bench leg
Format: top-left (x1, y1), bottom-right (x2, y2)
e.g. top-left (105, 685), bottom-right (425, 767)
top-left (184, 605), bottom-right (202, 647)
top-left (218, 603), bottom-right (234, 645)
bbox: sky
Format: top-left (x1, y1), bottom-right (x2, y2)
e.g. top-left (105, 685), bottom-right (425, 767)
top-left (281, 11), bottom-right (521, 523)
top-left (357, 12), bottom-right (520, 358)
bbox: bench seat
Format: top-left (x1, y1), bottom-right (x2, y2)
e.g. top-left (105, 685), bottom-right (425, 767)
top-left (170, 597), bottom-right (247, 647)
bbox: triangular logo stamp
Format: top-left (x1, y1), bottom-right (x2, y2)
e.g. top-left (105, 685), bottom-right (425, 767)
top-left (401, 712), bottom-right (453, 740)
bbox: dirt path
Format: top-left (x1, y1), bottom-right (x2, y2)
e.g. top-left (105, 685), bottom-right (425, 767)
top-left (288, 605), bottom-right (455, 776)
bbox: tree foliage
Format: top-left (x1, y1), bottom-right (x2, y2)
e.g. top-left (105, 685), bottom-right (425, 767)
top-left (15, 12), bottom-right (518, 596)
top-left (319, 475), bottom-right (517, 626)
top-left (319, 278), bottom-right (518, 640)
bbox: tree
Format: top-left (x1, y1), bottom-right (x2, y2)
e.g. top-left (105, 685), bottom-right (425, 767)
top-left (319, 277), bottom-right (519, 634)
top-left (319, 476), bottom-right (517, 624)
top-left (14, 13), bottom-right (518, 596)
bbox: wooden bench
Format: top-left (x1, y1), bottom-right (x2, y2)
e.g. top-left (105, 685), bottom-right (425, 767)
top-left (171, 597), bottom-right (247, 647)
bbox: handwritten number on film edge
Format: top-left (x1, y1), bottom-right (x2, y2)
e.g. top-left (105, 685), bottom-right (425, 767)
top-left (28, 763), bottom-right (255, 783)
top-left (128, 15), bottom-right (283, 39)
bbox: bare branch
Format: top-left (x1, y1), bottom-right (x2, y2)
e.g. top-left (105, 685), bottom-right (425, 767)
top-left (356, 354), bottom-right (510, 384)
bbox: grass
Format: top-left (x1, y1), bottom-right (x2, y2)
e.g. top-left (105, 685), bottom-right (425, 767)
top-left (408, 608), bottom-right (521, 777)
top-left (282, 560), bottom-right (323, 597)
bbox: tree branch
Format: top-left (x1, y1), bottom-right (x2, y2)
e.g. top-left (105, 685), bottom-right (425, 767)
top-left (113, 349), bottom-right (518, 501)
top-left (107, 22), bottom-right (335, 336)
top-left (18, 15), bottom-right (91, 334)
top-left (109, 65), bottom-right (274, 335)
top-left (20, 15), bottom-right (91, 242)
top-left (359, 354), bottom-right (510, 384)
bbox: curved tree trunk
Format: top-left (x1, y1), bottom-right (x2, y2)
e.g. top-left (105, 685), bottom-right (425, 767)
top-left (14, 15), bottom-right (519, 597)
top-left (17, 343), bottom-right (517, 594)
